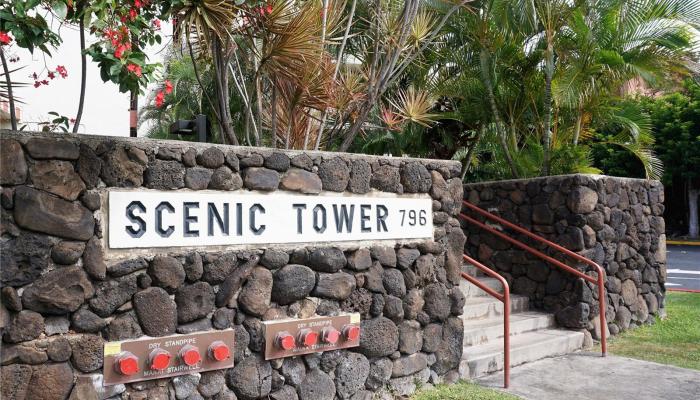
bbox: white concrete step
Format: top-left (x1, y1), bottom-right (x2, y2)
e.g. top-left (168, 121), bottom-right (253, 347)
top-left (461, 329), bottom-right (584, 378)
top-left (462, 311), bottom-right (556, 346)
top-left (462, 295), bottom-right (529, 320)
top-left (460, 276), bottom-right (505, 298)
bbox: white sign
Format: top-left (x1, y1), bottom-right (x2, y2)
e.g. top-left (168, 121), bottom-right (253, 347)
top-left (108, 190), bottom-right (433, 249)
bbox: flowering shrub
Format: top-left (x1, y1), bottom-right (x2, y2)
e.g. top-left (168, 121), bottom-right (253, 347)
top-left (82, 0), bottom-right (171, 93)
top-left (0, 1), bottom-right (174, 93)
top-left (0, 1), bottom-right (60, 53)
top-left (154, 79), bottom-right (172, 108)
top-left (30, 65), bottom-right (68, 88)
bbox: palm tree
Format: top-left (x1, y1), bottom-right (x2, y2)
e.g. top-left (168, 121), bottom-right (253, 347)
top-left (172, 0), bottom-right (242, 145)
top-left (392, 0), bottom-right (699, 181)
top-left (430, 0), bottom-right (543, 177)
top-left (551, 0), bottom-right (700, 179)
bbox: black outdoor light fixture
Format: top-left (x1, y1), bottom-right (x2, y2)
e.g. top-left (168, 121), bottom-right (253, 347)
top-left (169, 114), bottom-right (208, 142)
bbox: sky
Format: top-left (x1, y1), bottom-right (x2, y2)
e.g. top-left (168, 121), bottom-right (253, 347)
top-left (9, 20), bottom-right (172, 137)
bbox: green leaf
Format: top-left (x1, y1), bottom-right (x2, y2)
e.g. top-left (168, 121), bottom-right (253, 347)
top-left (109, 62), bottom-right (122, 77)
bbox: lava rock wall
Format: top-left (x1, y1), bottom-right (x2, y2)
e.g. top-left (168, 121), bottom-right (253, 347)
top-left (0, 130), bottom-right (466, 400)
top-left (463, 174), bottom-right (666, 339)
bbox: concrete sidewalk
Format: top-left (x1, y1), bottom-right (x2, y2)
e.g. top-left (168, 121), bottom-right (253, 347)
top-left (477, 352), bottom-right (700, 400)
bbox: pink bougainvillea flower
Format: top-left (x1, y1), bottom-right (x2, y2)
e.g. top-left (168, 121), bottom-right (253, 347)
top-left (155, 91), bottom-right (165, 107)
top-left (114, 44), bottom-right (127, 58)
top-left (164, 80), bottom-right (173, 94)
top-left (126, 63), bottom-right (142, 77)
top-left (152, 19), bottom-right (161, 29)
top-left (56, 65), bottom-right (68, 78)
top-left (0, 31), bottom-right (11, 45)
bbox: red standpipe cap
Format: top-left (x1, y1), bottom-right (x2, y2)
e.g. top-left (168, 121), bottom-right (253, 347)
top-left (276, 331), bottom-right (296, 350)
top-left (180, 345), bottom-right (201, 366)
top-left (209, 341), bottom-right (231, 361)
top-left (322, 327), bottom-right (340, 344)
top-left (298, 329), bottom-right (319, 347)
top-left (149, 349), bottom-right (171, 371)
top-left (343, 325), bottom-right (361, 341)
top-left (115, 352), bottom-right (139, 376)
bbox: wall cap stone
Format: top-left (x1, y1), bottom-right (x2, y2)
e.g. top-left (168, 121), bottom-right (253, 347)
top-left (463, 173), bottom-right (662, 188)
top-left (0, 130), bottom-right (461, 171)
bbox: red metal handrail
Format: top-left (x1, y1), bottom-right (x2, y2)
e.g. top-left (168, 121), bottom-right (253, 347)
top-left (461, 253), bottom-right (511, 388)
top-left (461, 200), bottom-right (607, 356)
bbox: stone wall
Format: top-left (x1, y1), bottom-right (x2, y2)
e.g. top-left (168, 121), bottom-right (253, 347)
top-left (463, 174), bottom-right (666, 338)
top-left (0, 130), bottom-right (466, 400)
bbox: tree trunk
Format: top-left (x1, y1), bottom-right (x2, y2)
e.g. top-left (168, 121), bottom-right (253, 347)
top-left (129, 34), bottom-right (138, 137)
top-left (689, 180), bottom-right (699, 238)
top-left (478, 48), bottom-right (519, 178)
top-left (461, 126), bottom-right (483, 181)
top-left (212, 37), bottom-right (237, 145)
top-left (73, 16), bottom-right (87, 133)
top-left (572, 105), bottom-right (583, 145)
top-left (0, 47), bottom-right (17, 130)
top-left (270, 84), bottom-right (277, 148)
top-left (338, 100), bottom-right (373, 151)
top-left (541, 39), bottom-right (554, 175)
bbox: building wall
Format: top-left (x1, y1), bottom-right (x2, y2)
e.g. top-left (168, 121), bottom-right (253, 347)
top-left (0, 130), bottom-right (466, 400)
top-left (463, 174), bottom-right (666, 338)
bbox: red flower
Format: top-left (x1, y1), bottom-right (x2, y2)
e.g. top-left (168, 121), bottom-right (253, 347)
top-left (152, 19), bottom-right (161, 29)
top-left (70, 118), bottom-right (76, 124)
top-left (134, 0), bottom-right (143, 8)
top-left (48, 71), bottom-right (56, 79)
top-left (126, 63), bottom-right (142, 77)
top-left (34, 81), bottom-right (41, 88)
top-left (114, 44), bottom-right (127, 58)
top-left (155, 91), bottom-right (165, 107)
top-left (129, 8), bottom-right (138, 21)
top-left (56, 65), bottom-right (68, 78)
top-left (0, 31), bottom-right (11, 45)
top-left (164, 80), bottom-right (173, 94)
top-left (256, 4), bottom-right (273, 15)
top-left (41, 80), bottom-right (49, 85)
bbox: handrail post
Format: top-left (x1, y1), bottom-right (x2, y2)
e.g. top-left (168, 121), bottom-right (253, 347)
top-left (462, 255), bottom-right (510, 389)
top-left (598, 271), bottom-right (607, 356)
top-left (503, 288), bottom-right (510, 388)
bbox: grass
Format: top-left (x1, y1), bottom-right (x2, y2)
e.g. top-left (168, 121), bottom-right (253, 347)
top-left (411, 381), bottom-right (520, 400)
top-left (599, 291), bottom-right (700, 370)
